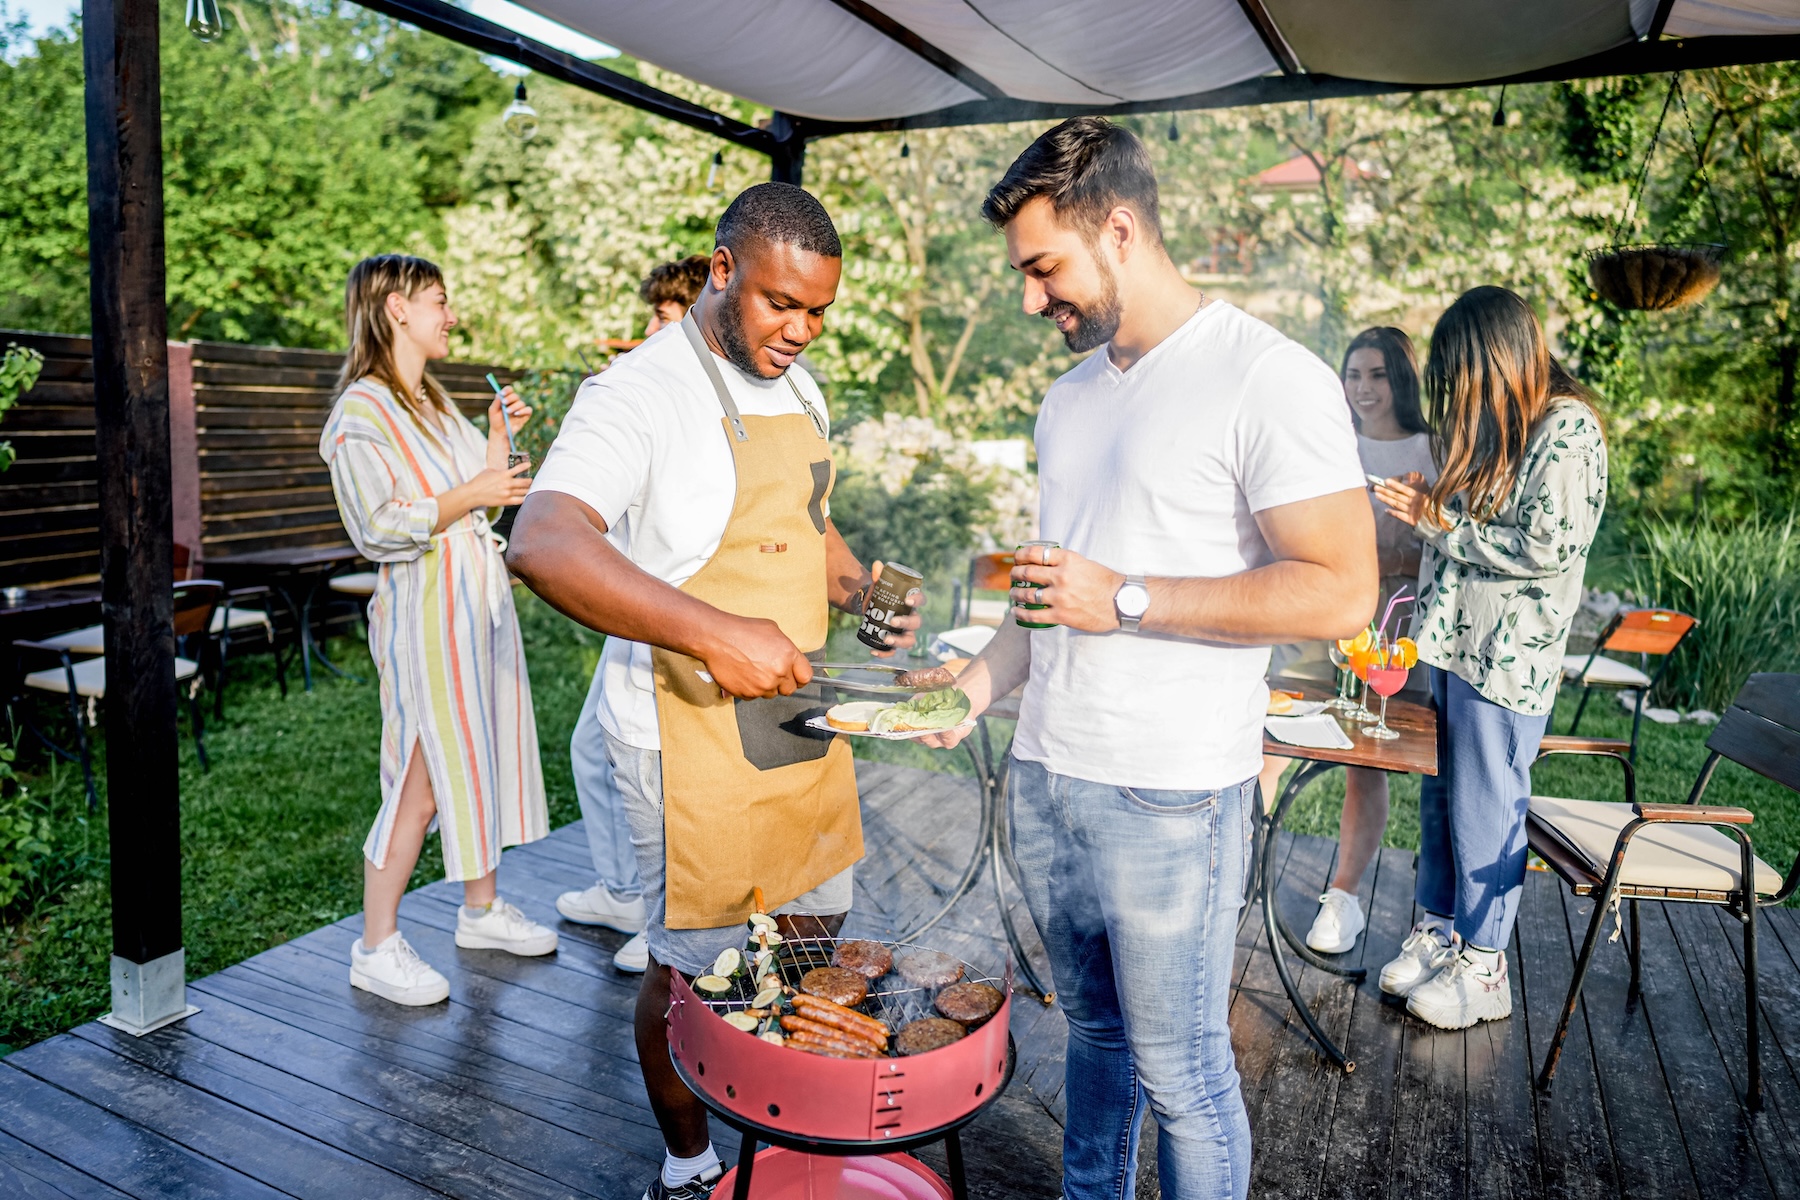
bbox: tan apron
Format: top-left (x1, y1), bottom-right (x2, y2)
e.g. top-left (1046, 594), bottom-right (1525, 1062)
top-left (651, 316), bottom-right (863, 929)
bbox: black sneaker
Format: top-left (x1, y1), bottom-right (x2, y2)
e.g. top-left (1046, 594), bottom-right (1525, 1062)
top-left (641, 1166), bottom-right (723, 1200)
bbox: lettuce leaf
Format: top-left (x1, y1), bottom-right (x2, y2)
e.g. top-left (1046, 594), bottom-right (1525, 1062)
top-left (870, 688), bottom-right (971, 733)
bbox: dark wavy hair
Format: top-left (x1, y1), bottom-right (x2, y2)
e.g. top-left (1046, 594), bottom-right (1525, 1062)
top-left (981, 117), bottom-right (1163, 246)
top-left (1341, 326), bottom-right (1428, 436)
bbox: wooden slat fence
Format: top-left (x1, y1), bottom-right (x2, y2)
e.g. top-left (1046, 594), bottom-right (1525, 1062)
top-left (0, 329), bottom-right (515, 586)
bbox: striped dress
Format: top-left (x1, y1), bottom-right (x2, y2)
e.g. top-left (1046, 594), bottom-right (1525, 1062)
top-left (320, 378), bottom-right (547, 881)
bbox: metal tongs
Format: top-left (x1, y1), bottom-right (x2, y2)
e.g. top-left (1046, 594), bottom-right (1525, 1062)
top-left (695, 661), bottom-right (952, 696)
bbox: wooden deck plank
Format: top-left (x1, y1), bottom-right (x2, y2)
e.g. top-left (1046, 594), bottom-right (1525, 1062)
top-left (0, 1127), bottom-right (135, 1200)
top-left (9, 1033), bottom-right (439, 1200)
top-left (1317, 845), bottom-right (1417, 1200)
top-left (1463, 920), bottom-right (1544, 1200)
top-left (1516, 870), bottom-right (1622, 1200)
top-left (0, 1062), bottom-right (289, 1199)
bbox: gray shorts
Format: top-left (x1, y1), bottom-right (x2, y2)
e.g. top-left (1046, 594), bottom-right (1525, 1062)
top-left (602, 727), bottom-right (854, 977)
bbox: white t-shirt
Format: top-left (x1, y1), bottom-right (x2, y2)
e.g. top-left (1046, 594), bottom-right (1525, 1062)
top-left (529, 323), bottom-right (830, 750)
top-left (1012, 302), bottom-right (1365, 791)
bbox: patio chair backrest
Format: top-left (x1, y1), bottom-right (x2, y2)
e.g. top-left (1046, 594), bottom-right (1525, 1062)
top-left (172, 580), bottom-right (225, 638)
top-left (1602, 608), bottom-right (1697, 656)
top-left (1705, 673), bottom-right (1800, 795)
top-left (967, 552), bottom-right (1015, 594)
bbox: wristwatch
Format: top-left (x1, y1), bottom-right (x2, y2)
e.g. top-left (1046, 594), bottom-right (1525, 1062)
top-left (1114, 574), bottom-right (1150, 632)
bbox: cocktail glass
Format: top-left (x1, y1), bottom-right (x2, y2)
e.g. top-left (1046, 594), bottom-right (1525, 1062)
top-left (1361, 636), bottom-right (1409, 740)
top-left (1326, 641), bottom-right (1362, 714)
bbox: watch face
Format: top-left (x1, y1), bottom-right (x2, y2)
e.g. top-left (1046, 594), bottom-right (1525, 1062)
top-left (1118, 583), bottom-right (1150, 618)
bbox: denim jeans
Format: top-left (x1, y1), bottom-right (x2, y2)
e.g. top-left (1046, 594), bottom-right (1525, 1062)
top-left (1008, 757), bottom-right (1254, 1200)
top-left (1416, 666), bottom-right (1550, 950)
top-left (571, 667), bottom-right (642, 900)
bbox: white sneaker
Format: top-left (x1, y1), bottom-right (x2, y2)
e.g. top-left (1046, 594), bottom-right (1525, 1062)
top-left (1305, 887), bottom-right (1366, 954)
top-left (612, 931), bottom-right (649, 974)
top-left (555, 882), bottom-right (648, 933)
top-left (350, 932), bottom-right (450, 1006)
top-left (1406, 948), bottom-right (1514, 1029)
top-left (1378, 916), bottom-right (1457, 997)
top-left (456, 898), bottom-right (559, 956)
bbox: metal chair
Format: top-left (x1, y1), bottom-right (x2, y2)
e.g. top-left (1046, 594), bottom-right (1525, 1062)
top-left (1561, 607), bottom-right (1698, 763)
top-left (1527, 672), bottom-right (1800, 1111)
top-left (12, 581), bottom-right (224, 809)
top-left (949, 552), bottom-right (1015, 628)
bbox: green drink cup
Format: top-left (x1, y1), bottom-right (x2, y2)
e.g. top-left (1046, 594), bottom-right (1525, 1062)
top-left (1014, 540), bottom-right (1059, 629)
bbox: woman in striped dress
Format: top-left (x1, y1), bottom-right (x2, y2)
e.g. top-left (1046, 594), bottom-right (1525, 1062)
top-left (321, 254), bottom-right (556, 1007)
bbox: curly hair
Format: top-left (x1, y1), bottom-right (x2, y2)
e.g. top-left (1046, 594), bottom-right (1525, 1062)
top-left (638, 255), bottom-right (712, 310)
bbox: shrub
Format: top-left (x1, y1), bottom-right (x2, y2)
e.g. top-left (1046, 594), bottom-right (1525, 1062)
top-left (0, 743), bottom-right (52, 911)
top-left (1629, 512), bottom-right (1800, 711)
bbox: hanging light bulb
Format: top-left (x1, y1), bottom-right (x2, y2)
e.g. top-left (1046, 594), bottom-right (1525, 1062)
top-left (706, 150), bottom-right (724, 192)
top-left (186, 0), bottom-right (224, 41)
top-left (900, 140), bottom-right (910, 158)
top-left (1492, 85), bottom-right (1508, 128)
top-left (1167, 116), bottom-right (1179, 142)
top-left (502, 81), bottom-right (539, 142)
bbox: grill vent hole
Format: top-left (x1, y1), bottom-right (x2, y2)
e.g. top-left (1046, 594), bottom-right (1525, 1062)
top-left (975, 1082), bottom-right (983, 1096)
top-left (726, 1085), bottom-right (736, 1099)
top-left (696, 1062), bottom-right (705, 1076)
top-left (768, 1103), bottom-right (781, 1117)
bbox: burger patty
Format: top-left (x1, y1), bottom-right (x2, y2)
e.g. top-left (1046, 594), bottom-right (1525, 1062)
top-left (799, 966), bottom-right (869, 1008)
top-left (896, 1017), bottom-right (967, 1056)
top-left (894, 949), bottom-right (963, 989)
top-left (831, 939), bottom-right (894, 980)
top-left (935, 981), bottom-right (1004, 1027)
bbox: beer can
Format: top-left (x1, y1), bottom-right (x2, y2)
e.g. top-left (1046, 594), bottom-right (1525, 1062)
top-left (1014, 540), bottom-right (1059, 629)
top-left (857, 561), bottom-right (924, 650)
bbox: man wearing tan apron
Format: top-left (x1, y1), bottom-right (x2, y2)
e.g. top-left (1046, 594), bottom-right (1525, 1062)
top-left (509, 183), bottom-right (920, 1200)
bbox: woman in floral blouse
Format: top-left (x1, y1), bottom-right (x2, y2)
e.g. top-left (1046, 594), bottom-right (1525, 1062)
top-left (1370, 286), bottom-right (1607, 1031)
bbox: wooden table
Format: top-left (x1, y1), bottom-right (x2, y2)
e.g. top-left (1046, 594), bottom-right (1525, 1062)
top-left (206, 545), bottom-right (365, 690)
top-left (1257, 677), bottom-right (1439, 1070)
top-left (1, 587), bottom-right (102, 693)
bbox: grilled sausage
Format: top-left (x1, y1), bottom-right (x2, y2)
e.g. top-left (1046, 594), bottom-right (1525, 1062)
top-left (789, 993), bottom-right (890, 1042)
top-left (780, 1014), bottom-right (886, 1053)
top-left (786, 1029), bottom-right (880, 1058)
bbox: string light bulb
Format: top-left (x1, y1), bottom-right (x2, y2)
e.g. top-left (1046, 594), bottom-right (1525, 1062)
top-left (1168, 116), bottom-right (1179, 141)
top-left (1492, 85), bottom-right (1508, 128)
top-left (502, 81), bottom-right (539, 142)
top-left (900, 140), bottom-right (910, 158)
top-left (186, 0), bottom-right (224, 41)
top-left (706, 150), bottom-right (723, 191)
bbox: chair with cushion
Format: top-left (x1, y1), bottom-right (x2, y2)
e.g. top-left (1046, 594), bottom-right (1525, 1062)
top-left (1528, 672), bottom-right (1800, 1110)
top-left (950, 552), bottom-right (1016, 628)
top-left (1561, 607), bottom-right (1697, 763)
top-left (13, 582), bottom-right (223, 809)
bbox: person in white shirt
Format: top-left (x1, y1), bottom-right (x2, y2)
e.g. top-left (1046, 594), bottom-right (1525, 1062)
top-left (925, 119), bottom-right (1376, 1200)
top-left (507, 183), bottom-right (918, 1200)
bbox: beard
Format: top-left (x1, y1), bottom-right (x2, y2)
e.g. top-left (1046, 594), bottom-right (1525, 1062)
top-left (717, 277), bottom-right (776, 377)
top-left (1043, 247), bottom-right (1123, 353)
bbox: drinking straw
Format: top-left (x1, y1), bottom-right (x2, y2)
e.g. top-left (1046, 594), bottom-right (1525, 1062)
top-left (1377, 588), bottom-right (1414, 643)
top-left (485, 372), bottom-right (519, 456)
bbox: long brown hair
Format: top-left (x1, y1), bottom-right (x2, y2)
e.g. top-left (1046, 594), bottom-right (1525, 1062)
top-left (337, 254), bottom-right (454, 437)
top-left (1422, 286), bottom-right (1599, 528)
top-left (1341, 326), bottom-right (1428, 435)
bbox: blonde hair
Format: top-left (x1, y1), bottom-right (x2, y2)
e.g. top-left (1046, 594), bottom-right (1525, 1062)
top-left (1422, 286), bottom-right (1600, 528)
top-left (337, 254), bottom-right (454, 437)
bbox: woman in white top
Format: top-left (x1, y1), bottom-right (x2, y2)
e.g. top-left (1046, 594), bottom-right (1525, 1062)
top-left (1294, 327), bottom-right (1438, 956)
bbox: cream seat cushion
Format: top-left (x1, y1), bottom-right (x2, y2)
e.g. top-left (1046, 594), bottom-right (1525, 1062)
top-left (1562, 653), bottom-right (1652, 688)
top-left (41, 608), bottom-right (265, 654)
top-left (213, 606), bottom-right (272, 635)
top-left (25, 655), bottom-right (200, 699)
top-left (1529, 795), bottom-right (1781, 895)
top-left (328, 571), bottom-right (380, 597)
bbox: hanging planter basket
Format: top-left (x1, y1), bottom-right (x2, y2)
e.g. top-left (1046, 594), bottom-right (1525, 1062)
top-left (1586, 242), bottom-right (1725, 312)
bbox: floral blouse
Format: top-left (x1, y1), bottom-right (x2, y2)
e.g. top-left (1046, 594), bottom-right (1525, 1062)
top-left (1411, 400), bottom-right (1608, 715)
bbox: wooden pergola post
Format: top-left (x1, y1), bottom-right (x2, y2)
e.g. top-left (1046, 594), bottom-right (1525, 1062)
top-left (83, 0), bottom-right (193, 1035)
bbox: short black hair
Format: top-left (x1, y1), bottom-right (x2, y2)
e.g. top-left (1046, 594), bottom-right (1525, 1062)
top-left (639, 255), bottom-right (711, 309)
top-left (715, 182), bottom-right (842, 260)
top-left (981, 117), bottom-right (1163, 245)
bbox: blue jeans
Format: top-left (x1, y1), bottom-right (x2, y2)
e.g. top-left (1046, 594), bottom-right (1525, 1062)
top-left (1008, 757), bottom-right (1254, 1200)
top-left (1416, 666), bottom-right (1550, 950)
top-left (571, 667), bottom-right (642, 900)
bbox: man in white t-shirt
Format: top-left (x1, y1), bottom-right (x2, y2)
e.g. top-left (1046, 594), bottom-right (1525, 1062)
top-left (925, 119), bottom-right (1376, 1200)
top-left (508, 184), bottom-right (918, 1200)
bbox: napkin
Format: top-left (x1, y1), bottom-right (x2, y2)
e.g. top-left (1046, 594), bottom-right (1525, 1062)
top-left (1265, 712), bottom-right (1354, 750)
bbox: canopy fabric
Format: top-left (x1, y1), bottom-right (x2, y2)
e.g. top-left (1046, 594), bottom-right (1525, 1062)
top-left (506, 0), bottom-right (1800, 123)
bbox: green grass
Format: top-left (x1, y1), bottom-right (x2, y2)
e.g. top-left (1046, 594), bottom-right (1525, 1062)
top-left (3, 591), bottom-right (1797, 1057)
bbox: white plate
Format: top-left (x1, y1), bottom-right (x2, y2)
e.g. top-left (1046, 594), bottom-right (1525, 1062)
top-left (1264, 713), bottom-right (1354, 750)
top-left (804, 715), bottom-right (976, 742)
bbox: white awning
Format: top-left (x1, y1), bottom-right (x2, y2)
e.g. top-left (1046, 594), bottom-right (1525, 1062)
top-left (500, 0), bottom-right (1800, 122)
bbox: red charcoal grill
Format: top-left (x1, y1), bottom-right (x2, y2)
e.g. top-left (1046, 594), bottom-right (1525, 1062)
top-left (667, 936), bottom-right (1016, 1200)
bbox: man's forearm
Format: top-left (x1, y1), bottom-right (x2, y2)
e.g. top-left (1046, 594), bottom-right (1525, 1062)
top-left (1143, 560), bottom-right (1376, 645)
top-left (956, 616), bottom-right (1033, 715)
top-left (506, 492), bottom-right (729, 660)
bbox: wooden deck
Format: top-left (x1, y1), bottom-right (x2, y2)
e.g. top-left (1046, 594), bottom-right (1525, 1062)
top-left (3, 759), bottom-right (1798, 1199)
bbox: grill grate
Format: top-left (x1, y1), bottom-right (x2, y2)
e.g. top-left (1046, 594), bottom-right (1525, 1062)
top-left (696, 932), bottom-right (1004, 1043)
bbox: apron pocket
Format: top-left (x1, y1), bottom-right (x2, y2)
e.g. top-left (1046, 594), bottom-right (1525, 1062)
top-left (734, 692), bottom-right (834, 771)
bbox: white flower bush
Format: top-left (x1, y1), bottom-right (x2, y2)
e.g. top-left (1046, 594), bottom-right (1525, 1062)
top-left (836, 412), bottom-right (1038, 553)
